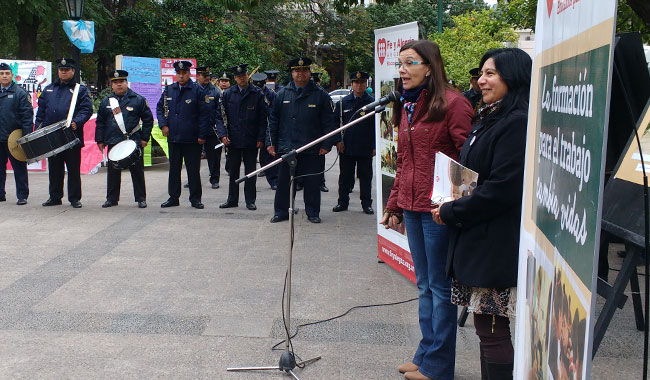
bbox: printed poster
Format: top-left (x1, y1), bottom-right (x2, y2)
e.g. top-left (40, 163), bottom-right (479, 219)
top-left (374, 22), bottom-right (419, 283)
top-left (514, 1), bottom-right (618, 380)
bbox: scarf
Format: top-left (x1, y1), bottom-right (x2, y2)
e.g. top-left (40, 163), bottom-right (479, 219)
top-left (477, 100), bottom-right (502, 120)
top-left (401, 84), bottom-right (426, 125)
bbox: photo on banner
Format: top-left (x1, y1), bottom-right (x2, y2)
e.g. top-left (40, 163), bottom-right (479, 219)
top-left (514, 1), bottom-right (618, 379)
top-left (373, 22), bottom-right (418, 283)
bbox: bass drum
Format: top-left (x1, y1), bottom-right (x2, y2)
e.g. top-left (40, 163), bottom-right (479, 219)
top-left (108, 139), bottom-right (140, 170)
top-left (17, 120), bottom-right (80, 163)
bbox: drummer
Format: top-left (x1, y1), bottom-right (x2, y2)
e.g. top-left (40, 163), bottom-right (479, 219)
top-left (0, 62), bottom-right (33, 205)
top-left (35, 57), bottom-right (93, 208)
top-left (95, 69), bottom-right (153, 208)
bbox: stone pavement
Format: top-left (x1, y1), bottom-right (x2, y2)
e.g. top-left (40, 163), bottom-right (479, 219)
top-left (0, 151), bottom-right (645, 379)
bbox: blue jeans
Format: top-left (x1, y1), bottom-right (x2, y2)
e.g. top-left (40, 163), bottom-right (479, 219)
top-left (404, 210), bottom-right (457, 380)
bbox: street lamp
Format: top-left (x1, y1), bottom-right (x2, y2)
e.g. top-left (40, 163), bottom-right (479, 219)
top-left (64, 0), bottom-right (84, 83)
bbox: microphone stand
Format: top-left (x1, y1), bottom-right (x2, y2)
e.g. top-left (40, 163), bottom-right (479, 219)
top-left (227, 104), bottom-right (387, 379)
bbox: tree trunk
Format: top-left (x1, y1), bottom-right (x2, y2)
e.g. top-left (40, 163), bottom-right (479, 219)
top-left (17, 14), bottom-right (40, 60)
top-left (627, 0), bottom-right (650, 26)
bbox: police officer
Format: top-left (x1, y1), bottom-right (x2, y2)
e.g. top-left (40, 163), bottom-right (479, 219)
top-left (310, 71), bottom-right (329, 193)
top-left (156, 60), bottom-right (210, 209)
top-left (267, 57), bottom-right (337, 223)
top-left (0, 62), bottom-right (33, 205)
top-left (264, 70), bottom-right (282, 93)
top-left (252, 72), bottom-right (278, 190)
top-left (95, 70), bottom-right (153, 209)
top-left (196, 66), bottom-right (222, 189)
top-left (217, 64), bottom-right (267, 210)
top-left (36, 57), bottom-right (93, 208)
top-left (332, 71), bottom-right (375, 215)
top-left (463, 67), bottom-right (482, 111)
top-left (217, 72), bottom-right (231, 91)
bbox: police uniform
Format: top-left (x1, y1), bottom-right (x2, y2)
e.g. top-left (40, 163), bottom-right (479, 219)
top-left (463, 67), bottom-right (482, 111)
top-left (35, 58), bottom-right (93, 208)
top-left (216, 64), bottom-right (268, 210)
top-left (333, 71), bottom-right (375, 214)
top-left (196, 66), bottom-right (223, 189)
top-left (252, 72), bottom-right (278, 189)
top-left (266, 57), bottom-right (337, 223)
top-left (0, 62), bottom-right (33, 204)
top-left (155, 60), bottom-right (211, 209)
top-left (95, 70), bottom-right (153, 208)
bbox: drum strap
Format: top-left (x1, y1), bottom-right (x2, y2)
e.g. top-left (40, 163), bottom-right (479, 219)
top-left (65, 83), bottom-right (80, 128)
top-left (108, 97), bottom-right (137, 137)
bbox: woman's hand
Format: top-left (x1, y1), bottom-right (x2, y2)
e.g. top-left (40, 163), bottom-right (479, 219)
top-left (431, 203), bottom-right (445, 225)
top-left (380, 212), bottom-right (405, 233)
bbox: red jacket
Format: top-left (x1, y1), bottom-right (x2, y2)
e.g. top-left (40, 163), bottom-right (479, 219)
top-left (386, 89), bottom-right (473, 213)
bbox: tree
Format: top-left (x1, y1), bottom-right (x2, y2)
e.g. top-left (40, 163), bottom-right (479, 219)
top-left (431, 9), bottom-right (518, 90)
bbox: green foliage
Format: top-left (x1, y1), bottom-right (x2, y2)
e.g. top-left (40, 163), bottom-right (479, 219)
top-left (431, 9), bottom-right (518, 90)
top-left (617, 1), bottom-right (650, 44)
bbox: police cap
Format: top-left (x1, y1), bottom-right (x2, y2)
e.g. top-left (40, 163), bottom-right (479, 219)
top-left (231, 64), bottom-right (249, 76)
top-left (349, 71), bottom-right (369, 81)
top-left (287, 57), bottom-right (312, 71)
top-left (251, 72), bottom-right (267, 86)
top-left (57, 58), bottom-right (76, 69)
top-left (196, 66), bottom-right (211, 75)
top-left (173, 60), bottom-right (193, 71)
top-left (110, 70), bottom-right (128, 81)
top-left (0, 63), bottom-right (10, 71)
top-left (218, 72), bottom-right (230, 81)
top-left (469, 67), bottom-right (480, 78)
top-left (264, 70), bottom-right (279, 80)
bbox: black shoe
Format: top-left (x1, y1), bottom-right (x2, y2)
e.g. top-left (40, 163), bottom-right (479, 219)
top-left (191, 202), bottom-right (204, 209)
top-left (308, 216), bottom-right (322, 223)
top-left (270, 215), bottom-right (289, 223)
top-left (42, 198), bottom-right (62, 206)
top-left (295, 183), bottom-right (304, 191)
top-left (71, 201), bottom-right (82, 208)
top-left (320, 184), bottom-right (329, 192)
top-left (16, 199), bottom-right (27, 205)
top-left (219, 202), bottom-right (237, 208)
top-left (137, 201), bottom-right (147, 209)
top-left (161, 199), bottom-right (179, 208)
top-left (0, 195), bottom-right (5, 202)
top-left (211, 183), bottom-right (220, 189)
top-left (270, 184), bottom-right (277, 190)
top-left (102, 200), bottom-right (118, 208)
top-left (246, 203), bottom-right (257, 210)
top-left (332, 204), bottom-right (348, 212)
top-left (183, 183), bottom-right (190, 188)
top-left (363, 206), bottom-right (374, 215)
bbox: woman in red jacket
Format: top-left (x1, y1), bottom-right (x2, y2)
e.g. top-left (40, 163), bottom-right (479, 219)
top-left (381, 40), bottom-right (473, 380)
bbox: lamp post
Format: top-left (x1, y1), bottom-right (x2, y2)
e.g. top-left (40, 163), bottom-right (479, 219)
top-left (64, 0), bottom-right (84, 83)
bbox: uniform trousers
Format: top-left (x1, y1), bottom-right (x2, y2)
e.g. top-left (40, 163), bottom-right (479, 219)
top-left (0, 142), bottom-right (29, 199)
top-left (106, 144), bottom-right (146, 202)
top-left (258, 146), bottom-right (278, 187)
top-left (226, 147), bottom-right (257, 205)
top-left (168, 142), bottom-right (202, 203)
top-left (274, 153), bottom-right (324, 218)
top-left (337, 154), bottom-right (372, 207)
top-left (204, 135), bottom-right (222, 185)
top-left (48, 146), bottom-right (81, 202)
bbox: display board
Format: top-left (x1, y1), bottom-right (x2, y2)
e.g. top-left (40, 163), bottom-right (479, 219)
top-left (514, 2), bottom-right (618, 380)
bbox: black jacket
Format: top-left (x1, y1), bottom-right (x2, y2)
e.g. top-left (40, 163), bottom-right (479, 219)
top-left (156, 80), bottom-right (211, 143)
top-left (216, 84), bottom-right (267, 148)
top-left (335, 91), bottom-right (375, 157)
top-left (35, 80), bottom-right (93, 147)
top-left (95, 88), bottom-right (154, 146)
top-left (266, 80), bottom-right (337, 155)
top-left (0, 82), bottom-right (33, 142)
top-left (439, 110), bottom-right (527, 289)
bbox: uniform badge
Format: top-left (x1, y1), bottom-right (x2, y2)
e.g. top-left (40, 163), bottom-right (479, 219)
top-left (237, 66), bottom-right (242, 73)
top-left (205, 95), bottom-right (210, 103)
top-left (114, 72), bottom-right (119, 78)
top-left (185, 99), bottom-right (192, 104)
top-left (308, 104), bottom-right (316, 108)
top-left (61, 58), bottom-right (66, 65)
top-left (126, 106), bottom-right (134, 111)
top-left (356, 72), bottom-right (361, 79)
top-left (360, 111), bottom-right (365, 116)
top-left (298, 59), bottom-right (304, 66)
top-left (283, 100), bottom-right (290, 104)
top-left (179, 62), bottom-right (184, 69)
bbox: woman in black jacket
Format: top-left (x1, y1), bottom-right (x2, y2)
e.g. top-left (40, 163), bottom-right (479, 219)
top-left (433, 48), bottom-right (532, 380)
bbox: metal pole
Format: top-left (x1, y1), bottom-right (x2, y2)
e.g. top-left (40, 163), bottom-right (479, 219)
top-left (437, 0), bottom-right (443, 33)
top-left (73, 46), bottom-right (81, 83)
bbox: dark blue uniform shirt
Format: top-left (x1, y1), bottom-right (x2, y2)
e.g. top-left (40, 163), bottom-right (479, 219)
top-left (35, 80), bottom-right (93, 147)
top-left (95, 88), bottom-right (154, 146)
top-left (156, 80), bottom-right (211, 143)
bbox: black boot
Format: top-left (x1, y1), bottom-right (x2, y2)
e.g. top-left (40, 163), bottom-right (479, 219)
top-left (485, 361), bottom-right (513, 380)
top-left (480, 349), bottom-right (488, 380)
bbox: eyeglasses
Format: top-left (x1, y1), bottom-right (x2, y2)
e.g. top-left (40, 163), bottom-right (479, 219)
top-left (394, 60), bottom-right (428, 69)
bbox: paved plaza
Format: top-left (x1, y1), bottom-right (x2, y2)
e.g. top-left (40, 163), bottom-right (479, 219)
top-left (0, 151), bottom-right (645, 379)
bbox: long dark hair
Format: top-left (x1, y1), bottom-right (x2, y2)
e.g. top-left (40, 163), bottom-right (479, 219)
top-left (479, 48), bottom-right (532, 123)
top-left (391, 40), bottom-right (450, 126)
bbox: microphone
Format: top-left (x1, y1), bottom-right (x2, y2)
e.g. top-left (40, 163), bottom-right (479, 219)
top-left (360, 91), bottom-right (400, 112)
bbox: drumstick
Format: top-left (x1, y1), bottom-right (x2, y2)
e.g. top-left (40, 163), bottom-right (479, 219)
top-left (65, 83), bottom-right (80, 128)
